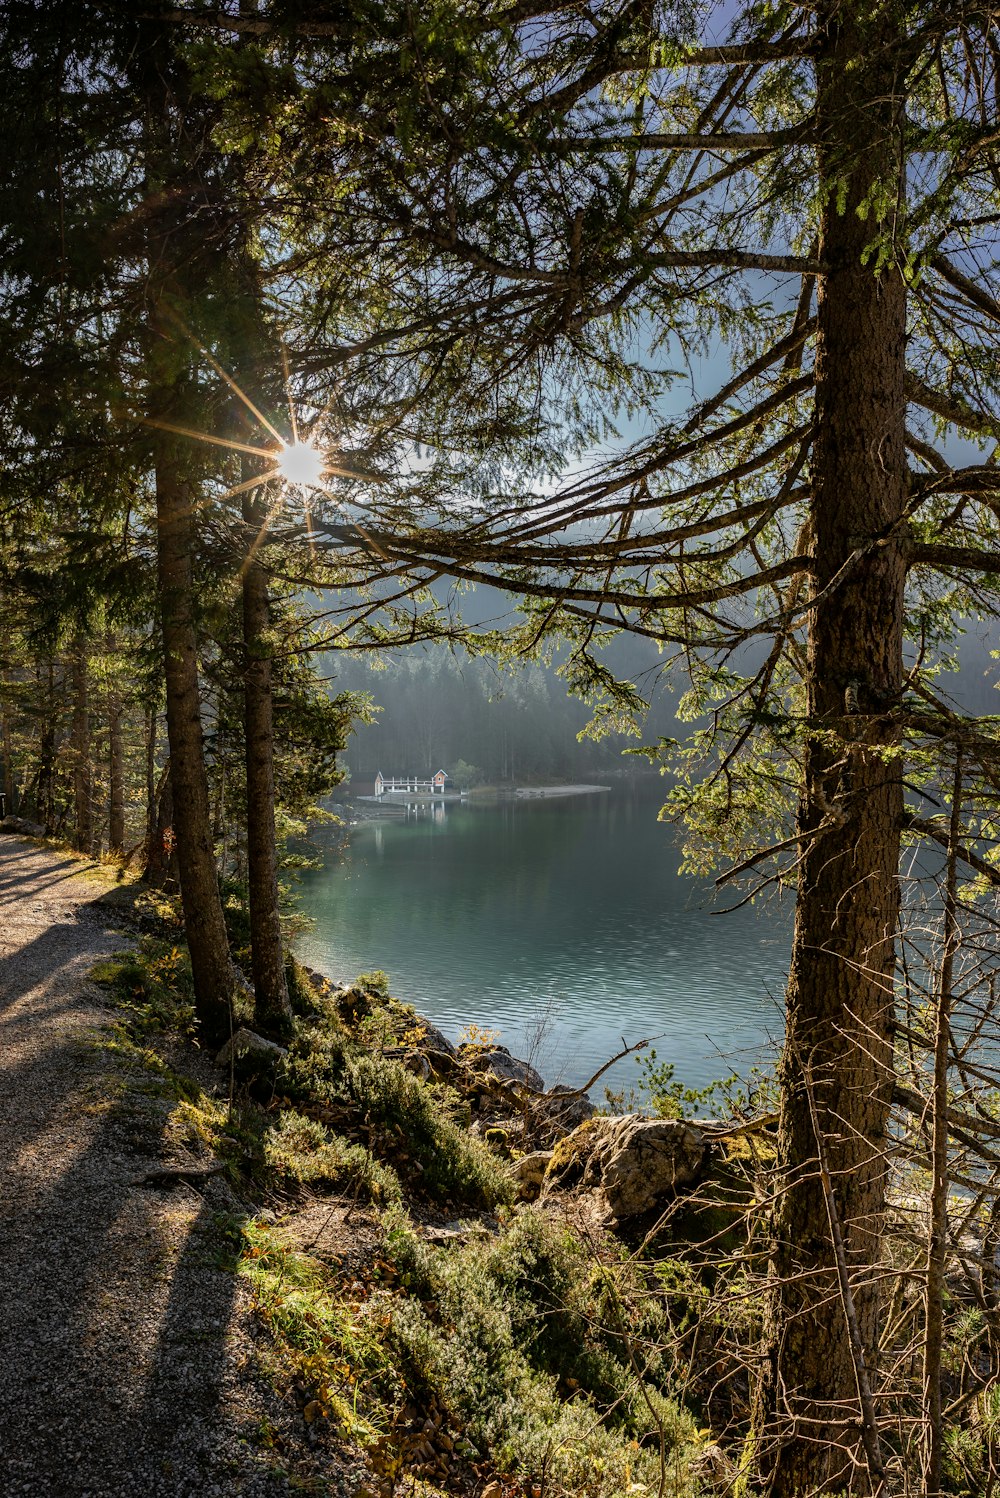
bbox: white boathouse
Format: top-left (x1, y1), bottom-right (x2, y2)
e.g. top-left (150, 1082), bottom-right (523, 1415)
top-left (374, 769), bottom-right (451, 798)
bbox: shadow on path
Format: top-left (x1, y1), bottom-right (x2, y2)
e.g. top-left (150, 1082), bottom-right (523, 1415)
top-left (0, 839), bottom-right (274, 1498)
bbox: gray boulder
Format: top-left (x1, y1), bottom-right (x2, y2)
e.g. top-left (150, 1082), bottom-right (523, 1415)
top-left (300, 964), bottom-right (341, 993)
top-left (215, 1027), bottom-right (288, 1078)
top-left (415, 1018), bottom-right (458, 1058)
top-left (510, 1150), bottom-right (553, 1202)
top-left (543, 1114), bottom-right (707, 1221)
top-left (460, 1044), bottom-right (544, 1092)
top-left (1, 816), bottom-right (46, 837)
top-left (383, 1045), bottom-right (432, 1081)
top-left (536, 1084), bottom-right (596, 1133)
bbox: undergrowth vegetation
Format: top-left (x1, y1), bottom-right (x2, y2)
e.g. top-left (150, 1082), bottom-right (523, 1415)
top-left (91, 937), bottom-right (716, 1496)
top-left (385, 1207), bottom-right (706, 1495)
top-left (90, 929), bottom-right (1000, 1497)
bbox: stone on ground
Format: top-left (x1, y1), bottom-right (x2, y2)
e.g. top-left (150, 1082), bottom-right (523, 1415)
top-left (543, 1113), bottom-right (707, 1220)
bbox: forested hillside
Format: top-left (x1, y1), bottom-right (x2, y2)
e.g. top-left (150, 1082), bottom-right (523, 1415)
top-left (326, 637), bottom-right (680, 785)
top-left (329, 625), bottom-right (1000, 791)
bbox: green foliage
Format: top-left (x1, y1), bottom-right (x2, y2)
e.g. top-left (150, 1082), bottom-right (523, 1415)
top-left (282, 1020), bottom-right (351, 1104)
top-left (262, 1110), bottom-right (402, 1205)
top-left (280, 973), bottom-right (511, 1209)
top-left (355, 969), bottom-right (391, 998)
top-left (449, 757), bottom-right (483, 789)
top-left (229, 1215), bottom-right (403, 1440)
top-left (345, 1052), bottom-right (511, 1207)
top-left (91, 941), bottom-right (197, 1036)
top-left (632, 1049), bottom-right (741, 1121)
top-left (384, 1208), bottom-right (701, 1495)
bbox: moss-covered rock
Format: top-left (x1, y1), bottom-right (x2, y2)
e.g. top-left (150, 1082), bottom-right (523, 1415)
top-left (543, 1113), bottom-right (707, 1221)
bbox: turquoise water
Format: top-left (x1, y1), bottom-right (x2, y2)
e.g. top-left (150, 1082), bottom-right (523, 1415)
top-left (294, 786), bottom-right (790, 1098)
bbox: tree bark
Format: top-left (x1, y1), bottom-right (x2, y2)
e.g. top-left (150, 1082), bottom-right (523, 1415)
top-left (107, 684), bottom-right (126, 856)
top-left (142, 757), bottom-right (178, 890)
top-left (754, 5), bottom-right (908, 1492)
top-left (0, 671), bottom-right (16, 814)
top-left (225, 0), bottom-right (291, 1032)
top-left (71, 638), bottom-right (93, 854)
top-left (243, 488), bottom-right (292, 1033)
top-left (152, 423), bottom-right (236, 1035)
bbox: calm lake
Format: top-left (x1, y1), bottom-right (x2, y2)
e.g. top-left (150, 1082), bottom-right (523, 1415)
top-left (294, 785), bottom-right (791, 1100)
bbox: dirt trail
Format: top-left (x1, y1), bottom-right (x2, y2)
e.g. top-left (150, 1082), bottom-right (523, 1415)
top-left (0, 836), bottom-right (353, 1498)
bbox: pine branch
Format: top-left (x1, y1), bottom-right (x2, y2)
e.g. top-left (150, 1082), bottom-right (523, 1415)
top-left (930, 254), bottom-right (1000, 326)
top-left (903, 815), bottom-right (1000, 888)
top-left (325, 530), bottom-right (812, 611)
top-left (893, 1083), bottom-right (1000, 1146)
top-left (906, 373), bottom-right (999, 437)
top-left (912, 466), bottom-right (1000, 496)
top-left (507, 386), bottom-right (813, 537)
top-left (682, 40), bottom-right (817, 66)
top-left (684, 321), bottom-right (815, 434)
top-left (909, 541), bottom-right (1000, 574)
top-left (646, 249), bottom-right (821, 274)
top-left (556, 125), bottom-right (815, 154)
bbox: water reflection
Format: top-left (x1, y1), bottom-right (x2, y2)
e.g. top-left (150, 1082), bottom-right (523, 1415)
top-left (296, 787), bottom-right (790, 1096)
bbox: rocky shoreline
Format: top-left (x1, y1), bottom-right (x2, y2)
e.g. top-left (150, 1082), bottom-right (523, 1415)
top-left (238, 963), bottom-right (742, 1231)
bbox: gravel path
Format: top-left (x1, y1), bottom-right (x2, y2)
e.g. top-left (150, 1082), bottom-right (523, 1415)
top-left (0, 836), bottom-right (361, 1498)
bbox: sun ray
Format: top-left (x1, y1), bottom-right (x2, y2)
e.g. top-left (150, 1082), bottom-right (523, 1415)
top-left (309, 386), bottom-right (340, 438)
top-left (145, 417), bottom-right (277, 461)
top-left (280, 341), bottom-right (299, 446)
top-left (322, 459), bottom-right (380, 482)
top-left (213, 467), bottom-right (283, 502)
top-left (353, 519), bottom-right (393, 562)
top-left (163, 307), bottom-right (286, 445)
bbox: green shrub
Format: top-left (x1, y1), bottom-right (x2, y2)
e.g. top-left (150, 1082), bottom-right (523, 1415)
top-left (231, 1216), bottom-right (403, 1438)
top-left (383, 1209), bottom-right (699, 1496)
top-left (346, 1052), bottom-right (512, 1206)
top-left (91, 942), bottom-right (197, 1034)
top-left (355, 969), bottom-right (391, 996)
top-left (282, 1022), bottom-right (350, 1103)
top-left (263, 1110), bottom-right (401, 1204)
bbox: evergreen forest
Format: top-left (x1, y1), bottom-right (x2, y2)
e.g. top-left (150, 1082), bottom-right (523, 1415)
top-left (2, 3), bottom-right (1000, 1495)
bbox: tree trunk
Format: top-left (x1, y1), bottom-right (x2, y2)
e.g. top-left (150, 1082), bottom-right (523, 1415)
top-left (243, 491), bottom-right (292, 1033)
top-left (153, 421), bottom-right (235, 1036)
top-left (141, 31), bottom-right (238, 1038)
top-left (0, 672), bottom-right (16, 814)
top-left (142, 757), bottom-right (178, 890)
top-left (71, 639), bottom-right (93, 854)
top-left (144, 699), bottom-right (157, 857)
top-left (36, 658), bottom-right (56, 832)
top-left (754, 6), bottom-right (908, 1492)
top-left (108, 687), bottom-right (126, 856)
